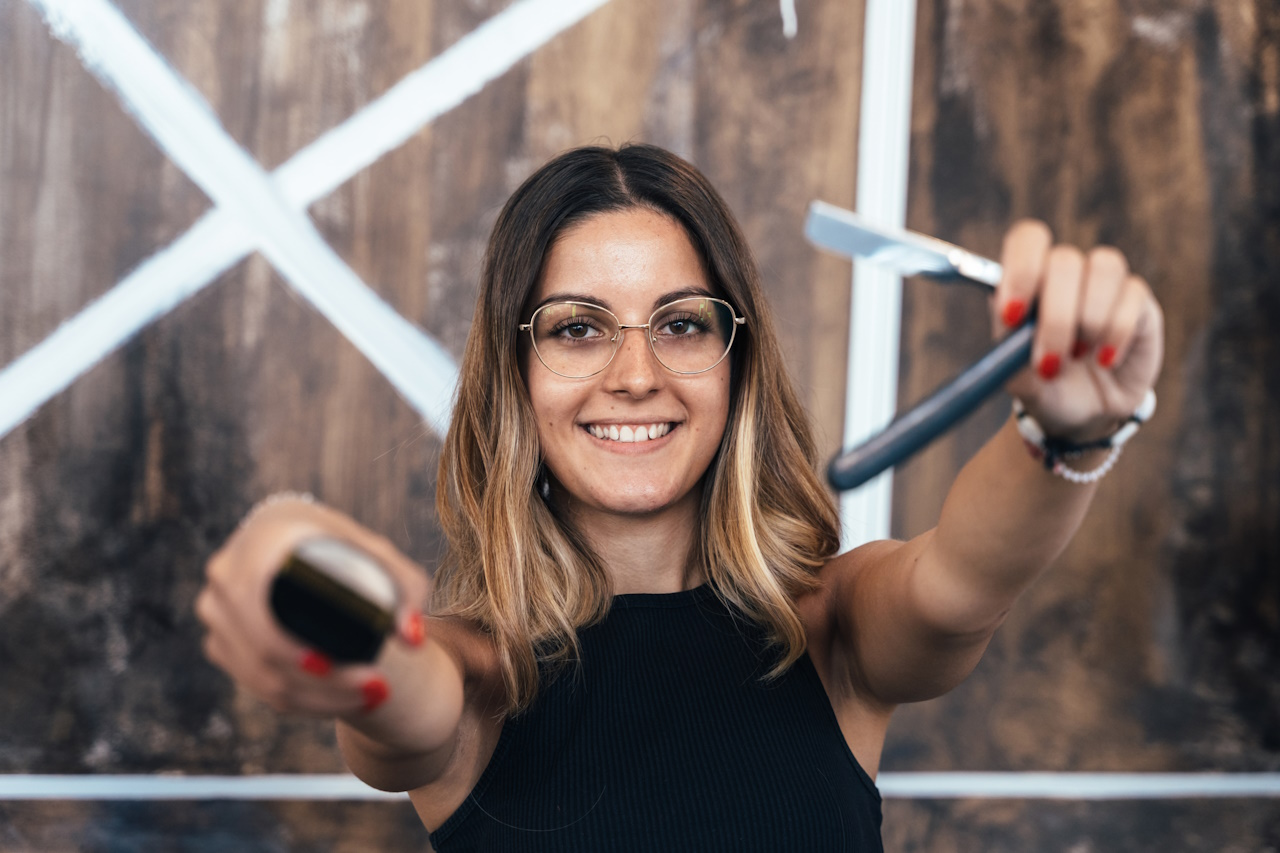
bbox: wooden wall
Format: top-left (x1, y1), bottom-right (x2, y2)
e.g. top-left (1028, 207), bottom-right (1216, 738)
top-left (0, 0), bottom-right (1276, 850)
top-left (887, 1), bottom-right (1280, 849)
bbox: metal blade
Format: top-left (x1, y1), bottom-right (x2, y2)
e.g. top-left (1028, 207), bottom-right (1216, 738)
top-left (805, 201), bottom-right (1004, 288)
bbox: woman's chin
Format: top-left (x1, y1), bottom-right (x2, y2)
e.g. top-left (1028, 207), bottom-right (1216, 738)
top-left (569, 481), bottom-right (695, 519)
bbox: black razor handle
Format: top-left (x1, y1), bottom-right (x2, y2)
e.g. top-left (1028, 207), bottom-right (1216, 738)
top-left (269, 539), bottom-right (398, 663)
top-left (828, 318), bottom-right (1035, 491)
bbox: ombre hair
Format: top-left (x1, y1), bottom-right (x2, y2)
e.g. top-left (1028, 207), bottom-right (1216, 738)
top-left (434, 144), bottom-right (840, 713)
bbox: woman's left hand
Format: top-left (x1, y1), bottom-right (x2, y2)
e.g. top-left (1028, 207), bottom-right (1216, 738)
top-left (992, 220), bottom-right (1165, 441)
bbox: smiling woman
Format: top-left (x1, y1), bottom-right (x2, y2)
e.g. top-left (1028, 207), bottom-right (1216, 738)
top-left (437, 146), bottom-right (841, 710)
top-left (195, 142), bottom-right (1164, 851)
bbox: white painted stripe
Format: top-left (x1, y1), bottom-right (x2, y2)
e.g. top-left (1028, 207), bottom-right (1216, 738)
top-left (0, 212), bottom-right (250, 439)
top-left (29, 0), bottom-right (459, 437)
top-left (5, 0), bottom-right (611, 442)
top-left (0, 775), bottom-right (405, 801)
top-left (876, 772), bottom-right (1280, 800)
top-left (840, 0), bottom-right (918, 549)
top-left (274, 0), bottom-right (614, 208)
top-left (779, 0), bottom-right (798, 39)
top-left (3, 773), bottom-right (1278, 801)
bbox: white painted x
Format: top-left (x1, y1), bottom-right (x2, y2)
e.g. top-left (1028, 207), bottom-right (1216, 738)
top-left (1, 0), bottom-right (614, 440)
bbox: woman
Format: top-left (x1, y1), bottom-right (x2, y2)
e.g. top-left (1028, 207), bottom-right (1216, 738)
top-left (197, 144), bottom-right (1163, 850)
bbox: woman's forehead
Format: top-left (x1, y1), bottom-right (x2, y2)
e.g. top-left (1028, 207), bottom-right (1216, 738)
top-left (532, 209), bottom-right (714, 311)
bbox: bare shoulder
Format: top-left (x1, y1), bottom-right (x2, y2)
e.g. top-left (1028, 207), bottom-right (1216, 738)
top-left (408, 616), bottom-right (507, 833)
top-left (795, 544), bottom-right (905, 778)
top-left (797, 539), bottom-right (905, 663)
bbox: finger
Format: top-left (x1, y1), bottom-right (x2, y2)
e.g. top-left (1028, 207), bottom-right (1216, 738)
top-left (994, 219), bottom-right (1053, 334)
top-left (202, 631), bottom-right (289, 710)
top-left (397, 608), bottom-right (428, 648)
top-left (1075, 246), bottom-right (1128, 358)
top-left (202, 566), bottom-right (314, 675)
top-left (1096, 274), bottom-right (1154, 371)
top-left (203, 611), bottom-right (377, 716)
top-left (282, 663), bottom-right (386, 717)
top-left (1032, 245), bottom-right (1085, 380)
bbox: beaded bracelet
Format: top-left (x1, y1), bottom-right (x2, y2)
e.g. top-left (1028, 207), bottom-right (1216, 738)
top-left (1013, 390), bottom-right (1157, 484)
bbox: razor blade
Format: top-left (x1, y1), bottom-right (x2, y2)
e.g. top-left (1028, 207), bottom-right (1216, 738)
top-left (805, 201), bottom-right (1034, 491)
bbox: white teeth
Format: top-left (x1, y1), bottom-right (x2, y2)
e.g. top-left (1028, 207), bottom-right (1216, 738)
top-left (587, 423), bottom-right (672, 443)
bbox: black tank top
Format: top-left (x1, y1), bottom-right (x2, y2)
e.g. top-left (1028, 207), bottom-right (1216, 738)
top-left (429, 585), bottom-right (883, 851)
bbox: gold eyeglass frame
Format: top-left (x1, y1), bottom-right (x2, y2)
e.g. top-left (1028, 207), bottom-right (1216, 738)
top-left (518, 297), bottom-right (746, 378)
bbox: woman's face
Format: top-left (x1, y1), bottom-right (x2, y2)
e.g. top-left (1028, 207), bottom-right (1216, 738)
top-left (523, 208), bottom-right (732, 522)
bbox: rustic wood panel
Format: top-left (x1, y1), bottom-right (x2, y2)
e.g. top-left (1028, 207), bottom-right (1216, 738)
top-left (3, 0), bottom-right (1277, 850)
top-left (691, 0), bottom-right (865, 458)
top-left (0, 0), bottom-right (209, 366)
top-left (883, 1), bottom-right (1280, 850)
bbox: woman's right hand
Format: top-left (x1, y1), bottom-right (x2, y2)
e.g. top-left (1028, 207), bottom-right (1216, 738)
top-left (195, 495), bottom-right (431, 718)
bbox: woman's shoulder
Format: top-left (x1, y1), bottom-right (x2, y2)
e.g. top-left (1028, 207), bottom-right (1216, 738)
top-left (796, 541), bottom-right (899, 643)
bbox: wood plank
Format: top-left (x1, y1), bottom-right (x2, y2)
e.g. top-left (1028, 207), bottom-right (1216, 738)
top-left (885, 0), bottom-right (1280, 848)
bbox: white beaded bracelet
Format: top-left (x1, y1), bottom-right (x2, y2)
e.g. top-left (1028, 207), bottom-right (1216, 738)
top-left (1013, 390), bottom-right (1156, 484)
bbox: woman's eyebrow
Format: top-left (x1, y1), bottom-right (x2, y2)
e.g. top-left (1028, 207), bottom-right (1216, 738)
top-left (652, 287), bottom-right (717, 310)
top-left (533, 292), bottom-right (611, 311)
top-left (531, 287), bottom-right (717, 314)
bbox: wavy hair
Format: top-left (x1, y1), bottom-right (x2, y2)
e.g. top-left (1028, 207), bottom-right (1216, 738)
top-left (433, 144), bottom-right (840, 713)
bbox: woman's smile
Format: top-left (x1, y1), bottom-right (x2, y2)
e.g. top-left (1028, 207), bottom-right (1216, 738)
top-left (581, 421), bottom-right (675, 444)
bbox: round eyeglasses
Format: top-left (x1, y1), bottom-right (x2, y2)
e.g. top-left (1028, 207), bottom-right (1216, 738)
top-left (519, 296), bottom-right (746, 379)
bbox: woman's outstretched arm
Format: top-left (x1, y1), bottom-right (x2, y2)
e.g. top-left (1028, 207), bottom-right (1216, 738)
top-left (823, 220), bottom-right (1165, 706)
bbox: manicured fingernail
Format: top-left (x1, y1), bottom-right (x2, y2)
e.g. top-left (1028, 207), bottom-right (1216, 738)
top-left (402, 611), bottom-right (426, 647)
top-left (362, 677), bottom-right (390, 712)
top-left (1001, 299), bottom-right (1027, 328)
top-left (1071, 339), bottom-right (1089, 360)
top-left (1038, 352), bottom-right (1062, 380)
top-left (1098, 345), bottom-right (1117, 368)
top-left (300, 651), bottom-right (332, 677)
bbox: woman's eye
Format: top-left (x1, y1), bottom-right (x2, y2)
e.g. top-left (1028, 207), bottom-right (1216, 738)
top-left (658, 315), bottom-right (703, 336)
top-left (556, 321), bottom-right (602, 339)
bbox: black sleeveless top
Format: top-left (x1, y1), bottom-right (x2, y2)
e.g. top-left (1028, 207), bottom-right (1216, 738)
top-left (429, 585), bottom-right (883, 851)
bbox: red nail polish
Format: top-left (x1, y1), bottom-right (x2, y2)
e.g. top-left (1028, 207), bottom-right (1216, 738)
top-left (1098, 345), bottom-right (1117, 368)
top-left (1071, 339), bottom-right (1089, 360)
top-left (1001, 299), bottom-right (1027, 328)
top-left (362, 677), bottom-right (390, 712)
top-left (1038, 353), bottom-right (1061, 380)
top-left (300, 651), bottom-right (332, 677)
top-left (402, 612), bottom-right (426, 647)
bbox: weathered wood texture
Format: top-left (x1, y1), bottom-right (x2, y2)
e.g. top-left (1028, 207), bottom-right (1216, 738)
top-left (884, 1), bottom-right (1280, 850)
top-left (1, 0), bottom-right (1277, 849)
top-left (0, 0), bottom-right (861, 849)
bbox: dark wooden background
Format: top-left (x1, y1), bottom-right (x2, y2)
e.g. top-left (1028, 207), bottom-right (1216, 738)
top-left (1, 0), bottom-right (1276, 850)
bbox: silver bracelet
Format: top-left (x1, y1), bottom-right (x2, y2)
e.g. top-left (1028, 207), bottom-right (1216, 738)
top-left (1013, 390), bottom-right (1156, 484)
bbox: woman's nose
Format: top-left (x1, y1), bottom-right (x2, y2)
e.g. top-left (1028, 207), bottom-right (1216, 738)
top-left (604, 327), bottom-right (662, 396)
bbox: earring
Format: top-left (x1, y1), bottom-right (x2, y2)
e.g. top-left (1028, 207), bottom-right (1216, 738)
top-left (537, 466), bottom-right (552, 503)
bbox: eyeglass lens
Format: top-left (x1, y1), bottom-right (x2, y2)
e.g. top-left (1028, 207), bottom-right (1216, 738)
top-left (530, 297), bottom-right (736, 377)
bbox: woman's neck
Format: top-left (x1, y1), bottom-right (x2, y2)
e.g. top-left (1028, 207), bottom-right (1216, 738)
top-left (564, 492), bottom-right (705, 595)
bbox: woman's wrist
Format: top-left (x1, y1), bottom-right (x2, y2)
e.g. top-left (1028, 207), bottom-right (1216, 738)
top-left (1012, 391), bottom-right (1157, 483)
